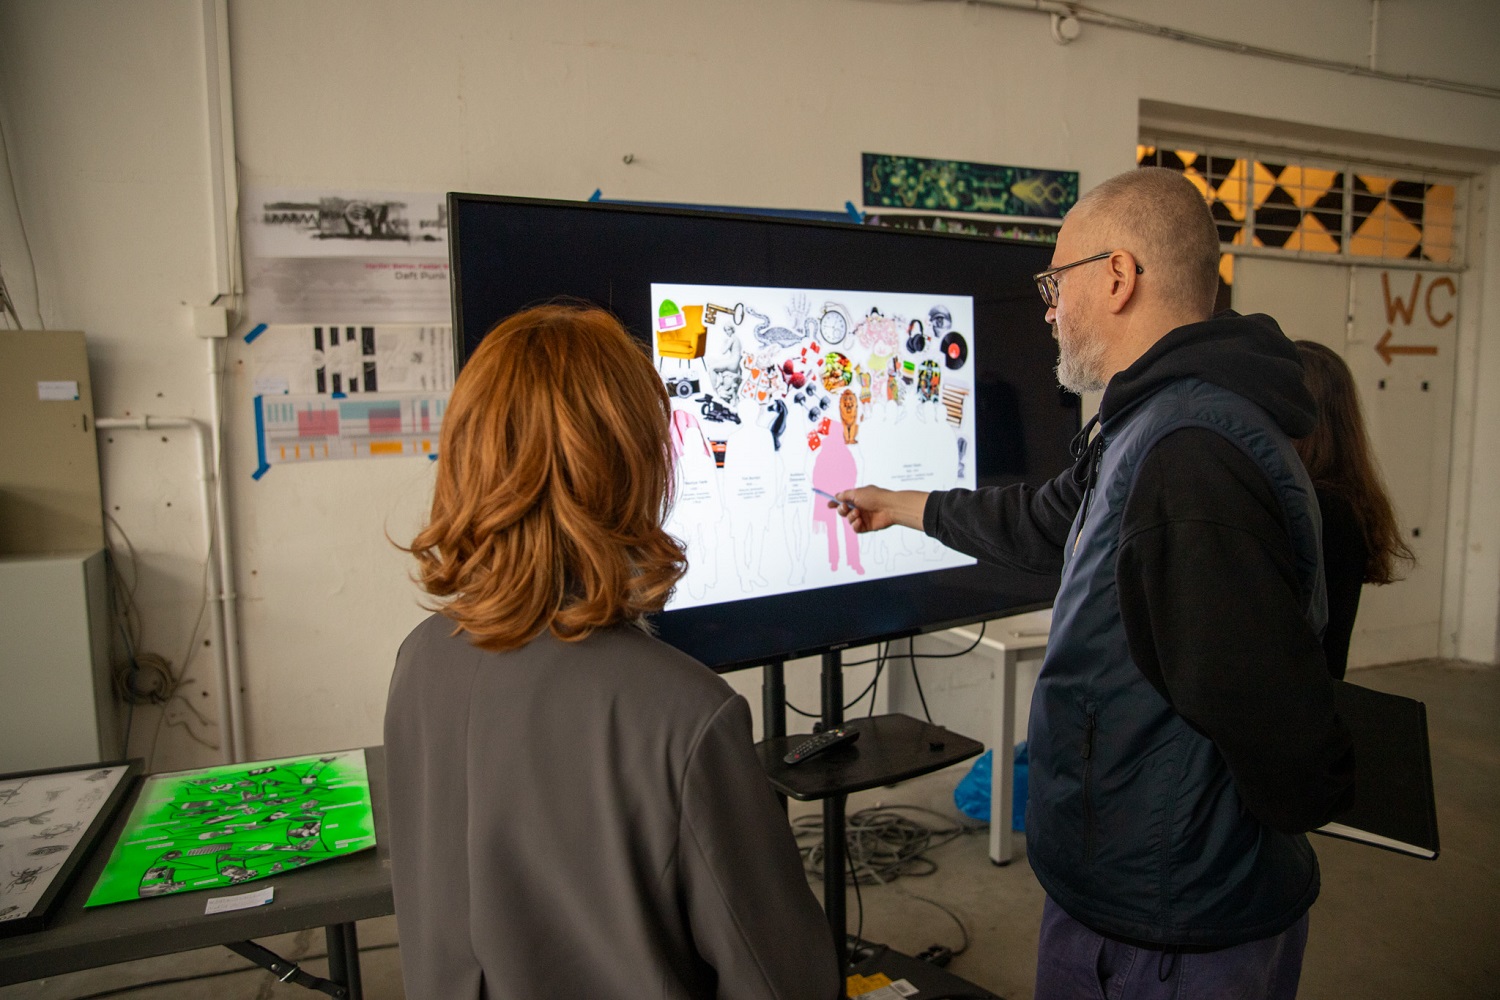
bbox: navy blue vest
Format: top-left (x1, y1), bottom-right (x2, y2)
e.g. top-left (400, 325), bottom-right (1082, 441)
top-left (1027, 377), bottom-right (1327, 948)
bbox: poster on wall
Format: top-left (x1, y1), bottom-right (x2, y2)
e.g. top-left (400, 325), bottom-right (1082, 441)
top-left (244, 322), bottom-right (453, 477)
top-left (651, 281), bottom-right (977, 610)
top-left (862, 153), bottom-right (1078, 220)
top-left (243, 187), bottom-right (452, 325)
top-left (248, 323), bottom-right (454, 397)
top-left (251, 392), bottom-right (446, 479)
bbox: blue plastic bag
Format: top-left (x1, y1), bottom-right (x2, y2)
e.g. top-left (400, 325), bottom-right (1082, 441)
top-left (953, 742), bottom-right (1027, 831)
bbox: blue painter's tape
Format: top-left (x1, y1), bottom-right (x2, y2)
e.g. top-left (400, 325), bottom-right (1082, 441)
top-left (251, 395), bottom-right (271, 480)
top-left (244, 322), bottom-right (268, 344)
top-left (845, 201), bottom-right (864, 224)
top-left (428, 453), bottom-right (439, 461)
top-left (331, 391), bottom-right (347, 399)
top-left (588, 189), bottom-right (603, 202)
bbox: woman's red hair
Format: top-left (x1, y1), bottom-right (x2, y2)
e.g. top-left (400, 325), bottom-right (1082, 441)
top-left (404, 304), bottom-right (685, 650)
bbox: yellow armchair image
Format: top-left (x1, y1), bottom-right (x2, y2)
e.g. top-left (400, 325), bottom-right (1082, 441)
top-left (656, 304), bottom-right (707, 364)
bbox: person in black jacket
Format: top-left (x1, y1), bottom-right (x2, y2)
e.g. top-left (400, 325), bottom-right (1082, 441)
top-left (834, 168), bottom-right (1354, 1000)
top-left (1292, 339), bottom-right (1415, 679)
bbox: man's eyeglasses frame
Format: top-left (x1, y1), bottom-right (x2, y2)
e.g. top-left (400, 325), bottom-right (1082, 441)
top-left (1033, 251), bottom-right (1144, 309)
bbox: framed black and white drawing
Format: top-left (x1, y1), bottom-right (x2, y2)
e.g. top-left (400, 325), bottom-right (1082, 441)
top-left (0, 760), bottom-right (139, 936)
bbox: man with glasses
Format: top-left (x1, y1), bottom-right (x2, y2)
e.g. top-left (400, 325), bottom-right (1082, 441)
top-left (834, 167), bottom-right (1353, 1000)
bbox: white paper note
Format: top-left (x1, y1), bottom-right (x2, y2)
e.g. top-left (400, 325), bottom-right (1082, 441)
top-left (204, 885), bottom-right (275, 914)
top-left (37, 380), bottom-right (79, 401)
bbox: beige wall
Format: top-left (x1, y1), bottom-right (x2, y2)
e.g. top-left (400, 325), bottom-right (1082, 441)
top-left (1, 0), bottom-right (1497, 768)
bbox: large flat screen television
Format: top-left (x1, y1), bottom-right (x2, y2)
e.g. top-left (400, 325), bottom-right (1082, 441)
top-left (448, 194), bottom-right (1079, 672)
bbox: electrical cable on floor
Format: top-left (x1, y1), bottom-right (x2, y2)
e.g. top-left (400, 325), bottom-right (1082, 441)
top-left (794, 804), bottom-right (982, 963)
top-left (60, 942), bottom-right (401, 1000)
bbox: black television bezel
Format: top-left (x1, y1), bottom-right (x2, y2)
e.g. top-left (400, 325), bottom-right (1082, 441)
top-left (447, 192), bottom-right (1073, 672)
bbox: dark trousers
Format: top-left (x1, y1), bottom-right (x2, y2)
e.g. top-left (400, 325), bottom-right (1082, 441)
top-left (1034, 897), bottom-right (1309, 1000)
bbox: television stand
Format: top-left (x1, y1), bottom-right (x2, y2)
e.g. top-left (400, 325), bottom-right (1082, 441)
top-left (755, 650), bottom-right (990, 995)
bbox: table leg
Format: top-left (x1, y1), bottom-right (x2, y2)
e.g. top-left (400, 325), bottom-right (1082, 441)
top-left (989, 652), bottom-right (1018, 865)
top-left (324, 922), bottom-right (363, 1000)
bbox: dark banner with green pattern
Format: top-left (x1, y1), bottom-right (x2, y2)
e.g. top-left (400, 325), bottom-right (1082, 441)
top-left (864, 213), bottom-right (1058, 244)
top-left (863, 153), bottom-right (1078, 220)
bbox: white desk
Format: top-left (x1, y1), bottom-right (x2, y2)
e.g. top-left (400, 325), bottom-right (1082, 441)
top-left (948, 609), bottom-right (1051, 865)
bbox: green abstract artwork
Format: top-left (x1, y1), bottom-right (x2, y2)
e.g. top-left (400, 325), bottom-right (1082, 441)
top-left (863, 153), bottom-right (1079, 220)
top-left (86, 750), bottom-right (375, 907)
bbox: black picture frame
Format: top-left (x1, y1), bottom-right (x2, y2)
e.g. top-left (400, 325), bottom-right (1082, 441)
top-left (0, 759), bottom-right (140, 937)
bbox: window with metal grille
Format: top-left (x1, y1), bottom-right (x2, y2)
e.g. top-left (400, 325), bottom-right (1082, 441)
top-left (1137, 142), bottom-right (1465, 270)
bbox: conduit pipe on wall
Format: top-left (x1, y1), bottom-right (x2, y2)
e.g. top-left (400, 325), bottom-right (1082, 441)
top-left (946, 0), bottom-right (1500, 101)
top-left (96, 407), bottom-right (240, 766)
top-left (196, 0), bottom-right (248, 762)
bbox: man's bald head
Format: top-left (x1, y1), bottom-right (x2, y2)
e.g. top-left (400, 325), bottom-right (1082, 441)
top-left (1067, 167), bottom-right (1221, 321)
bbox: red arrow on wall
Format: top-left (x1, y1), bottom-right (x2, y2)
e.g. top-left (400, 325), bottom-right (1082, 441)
top-left (1376, 329), bottom-right (1438, 366)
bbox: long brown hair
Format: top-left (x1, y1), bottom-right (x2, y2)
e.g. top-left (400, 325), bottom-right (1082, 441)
top-left (404, 304), bottom-right (686, 651)
top-left (1292, 340), bottom-right (1415, 585)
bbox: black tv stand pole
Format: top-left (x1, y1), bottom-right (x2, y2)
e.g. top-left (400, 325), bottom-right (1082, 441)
top-left (820, 649), bottom-right (848, 973)
top-left (762, 658), bottom-right (787, 811)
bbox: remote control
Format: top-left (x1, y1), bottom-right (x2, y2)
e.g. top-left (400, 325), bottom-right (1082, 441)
top-left (783, 726), bottom-right (860, 765)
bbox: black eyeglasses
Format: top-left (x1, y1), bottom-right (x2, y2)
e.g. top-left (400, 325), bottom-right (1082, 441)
top-left (1033, 251), bottom-right (1144, 308)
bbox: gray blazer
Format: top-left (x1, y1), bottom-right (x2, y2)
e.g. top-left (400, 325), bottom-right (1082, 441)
top-left (385, 615), bottom-right (840, 999)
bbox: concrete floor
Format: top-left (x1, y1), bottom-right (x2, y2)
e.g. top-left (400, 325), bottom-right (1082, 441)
top-left (3, 659), bottom-right (1495, 1000)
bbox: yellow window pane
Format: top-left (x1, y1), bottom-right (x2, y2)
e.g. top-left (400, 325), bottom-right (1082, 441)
top-left (1357, 174), bottom-right (1394, 197)
top-left (1230, 228), bottom-right (1264, 250)
top-left (1218, 253), bottom-right (1235, 286)
top-left (1180, 168), bottom-right (1213, 203)
top-left (1424, 184), bottom-right (1456, 263)
top-left (1250, 161), bottom-right (1281, 209)
top-left (1216, 160), bottom-right (1253, 217)
top-left (1277, 166), bottom-right (1340, 210)
top-left (1349, 200), bottom-right (1422, 258)
top-left (1283, 214), bottom-right (1340, 254)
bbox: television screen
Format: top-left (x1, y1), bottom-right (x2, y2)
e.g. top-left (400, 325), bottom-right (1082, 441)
top-left (449, 194), bottom-right (1078, 671)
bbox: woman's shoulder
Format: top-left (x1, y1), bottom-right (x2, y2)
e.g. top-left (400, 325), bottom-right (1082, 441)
top-left (566, 624), bottom-right (732, 697)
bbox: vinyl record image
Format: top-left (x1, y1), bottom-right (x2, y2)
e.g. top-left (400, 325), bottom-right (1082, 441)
top-left (941, 331), bottom-right (969, 370)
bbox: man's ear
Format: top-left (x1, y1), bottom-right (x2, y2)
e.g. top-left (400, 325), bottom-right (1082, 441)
top-left (1102, 251), bottom-right (1140, 315)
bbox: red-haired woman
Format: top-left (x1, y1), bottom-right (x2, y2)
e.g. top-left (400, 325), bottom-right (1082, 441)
top-left (1294, 340), bottom-right (1415, 679)
top-left (386, 305), bottom-right (839, 1000)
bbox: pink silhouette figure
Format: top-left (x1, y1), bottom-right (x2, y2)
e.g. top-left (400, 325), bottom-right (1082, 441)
top-left (670, 409), bottom-right (708, 459)
top-left (811, 431), bottom-right (864, 575)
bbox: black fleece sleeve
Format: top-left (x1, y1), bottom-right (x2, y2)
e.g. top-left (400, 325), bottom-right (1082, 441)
top-left (921, 467), bottom-right (1083, 574)
top-left (1116, 428), bottom-right (1355, 834)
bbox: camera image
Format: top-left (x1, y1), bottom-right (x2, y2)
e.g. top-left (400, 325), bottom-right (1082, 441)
top-left (665, 376), bottom-right (701, 398)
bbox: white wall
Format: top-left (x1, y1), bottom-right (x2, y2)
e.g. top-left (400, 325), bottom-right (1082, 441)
top-left (1, 0), bottom-right (1498, 769)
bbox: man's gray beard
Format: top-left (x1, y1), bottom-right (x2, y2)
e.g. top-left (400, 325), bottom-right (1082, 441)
top-left (1055, 322), bottom-right (1109, 394)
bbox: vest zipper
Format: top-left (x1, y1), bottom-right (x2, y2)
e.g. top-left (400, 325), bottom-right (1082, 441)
top-left (1082, 709), bottom-right (1097, 864)
top-left (1072, 437), bottom-right (1105, 555)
